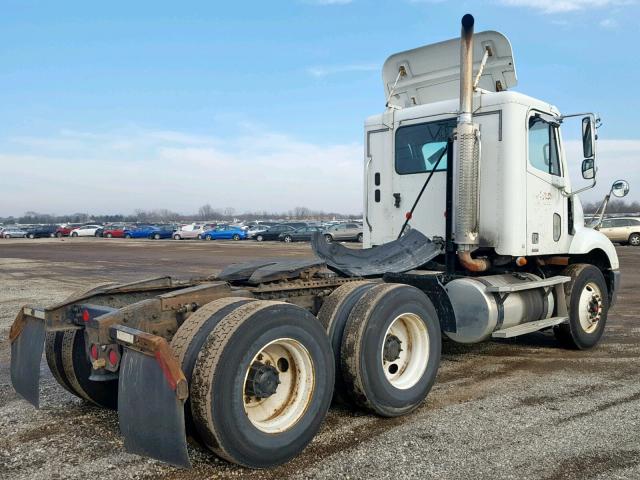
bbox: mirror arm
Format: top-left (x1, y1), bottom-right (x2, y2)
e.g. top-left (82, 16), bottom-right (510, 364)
top-left (563, 176), bottom-right (597, 197)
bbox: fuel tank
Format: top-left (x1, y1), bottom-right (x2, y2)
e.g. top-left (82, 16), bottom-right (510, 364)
top-left (444, 273), bottom-right (554, 344)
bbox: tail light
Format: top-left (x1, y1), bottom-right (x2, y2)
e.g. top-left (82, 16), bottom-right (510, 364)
top-left (90, 344), bottom-right (99, 360)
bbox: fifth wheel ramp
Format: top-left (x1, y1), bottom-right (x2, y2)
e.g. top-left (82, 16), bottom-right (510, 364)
top-left (311, 229), bottom-right (443, 277)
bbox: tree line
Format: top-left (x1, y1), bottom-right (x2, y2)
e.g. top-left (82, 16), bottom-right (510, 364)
top-left (582, 199), bottom-right (640, 215)
top-left (0, 205), bottom-right (362, 225)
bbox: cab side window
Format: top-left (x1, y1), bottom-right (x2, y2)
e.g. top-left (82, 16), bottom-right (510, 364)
top-left (528, 116), bottom-right (561, 177)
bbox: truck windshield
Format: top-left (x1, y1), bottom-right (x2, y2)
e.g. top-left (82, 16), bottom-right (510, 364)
top-left (395, 118), bottom-right (456, 175)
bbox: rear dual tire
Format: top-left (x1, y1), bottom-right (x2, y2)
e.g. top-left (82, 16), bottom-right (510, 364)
top-left (340, 284), bottom-right (441, 417)
top-left (189, 301), bottom-right (334, 468)
top-left (45, 330), bottom-right (118, 409)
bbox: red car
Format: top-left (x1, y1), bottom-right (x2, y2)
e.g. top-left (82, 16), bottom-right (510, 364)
top-left (102, 225), bottom-right (126, 238)
top-left (54, 224), bottom-right (81, 238)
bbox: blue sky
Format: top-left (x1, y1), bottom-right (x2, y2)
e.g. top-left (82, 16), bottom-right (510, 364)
top-left (1, 0), bottom-right (638, 216)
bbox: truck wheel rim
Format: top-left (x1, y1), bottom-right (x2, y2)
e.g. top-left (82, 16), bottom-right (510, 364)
top-left (381, 313), bottom-right (429, 390)
top-left (578, 282), bottom-right (603, 334)
top-left (243, 338), bottom-right (314, 433)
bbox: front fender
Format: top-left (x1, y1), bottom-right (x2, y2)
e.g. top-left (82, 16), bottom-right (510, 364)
top-left (569, 225), bottom-right (619, 270)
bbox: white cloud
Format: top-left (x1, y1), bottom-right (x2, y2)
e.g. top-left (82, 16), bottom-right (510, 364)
top-left (599, 18), bottom-right (619, 28)
top-left (0, 128), bottom-right (363, 216)
top-left (306, 63), bottom-right (377, 77)
top-left (499, 0), bottom-right (632, 13)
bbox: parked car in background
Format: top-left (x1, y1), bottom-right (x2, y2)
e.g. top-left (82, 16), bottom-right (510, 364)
top-left (279, 226), bottom-right (323, 243)
top-left (173, 224), bottom-right (205, 240)
top-left (25, 225), bottom-right (58, 239)
top-left (70, 225), bottom-right (103, 237)
top-left (201, 225), bottom-right (247, 241)
top-left (597, 217), bottom-right (640, 246)
top-left (123, 225), bottom-right (173, 240)
top-left (102, 225), bottom-right (126, 238)
top-left (323, 222), bottom-right (363, 243)
top-left (54, 224), bottom-right (82, 238)
top-left (1, 226), bottom-right (27, 238)
top-left (254, 224), bottom-right (296, 242)
top-left (247, 224), bottom-right (269, 239)
top-left (282, 222), bottom-right (308, 229)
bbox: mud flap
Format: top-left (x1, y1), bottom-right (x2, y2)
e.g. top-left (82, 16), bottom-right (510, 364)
top-left (115, 326), bottom-right (191, 468)
top-left (312, 229), bottom-right (444, 277)
top-left (10, 308), bottom-right (46, 408)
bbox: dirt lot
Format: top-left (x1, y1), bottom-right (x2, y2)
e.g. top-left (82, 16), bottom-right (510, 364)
top-left (0, 238), bottom-right (639, 480)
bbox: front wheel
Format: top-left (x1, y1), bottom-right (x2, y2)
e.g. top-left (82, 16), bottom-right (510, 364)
top-left (56, 232), bottom-right (63, 238)
top-left (629, 233), bottom-right (640, 246)
top-left (106, 233), bottom-right (113, 238)
top-left (283, 235), bottom-right (292, 243)
top-left (205, 234), bottom-right (212, 241)
top-left (554, 264), bottom-right (609, 350)
top-left (27, 233), bottom-right (35, 239)
top-left (357, 233), bottom-right (363, 243)
top-left (256, 235), bottom-right (263, 242)
top-left (232, 234), bottom-right (240, 241)
top-left (71, 232), bottom-right (78, 237)
top-left (173, 234), bottom-right (181, 240)
top-left (153, 233), bottom-right (161, 240)
top-left (324, 234), bottom-right (333, 244)
top-left (190, 301), bottom-right (334, 468)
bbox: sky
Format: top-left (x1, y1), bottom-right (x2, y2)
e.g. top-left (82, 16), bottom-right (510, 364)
top-left (1, 0), bottom-right (639, 216)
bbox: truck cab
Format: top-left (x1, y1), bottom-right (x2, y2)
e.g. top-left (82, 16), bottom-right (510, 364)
top-left (363, 30), bottom-right (618, 278)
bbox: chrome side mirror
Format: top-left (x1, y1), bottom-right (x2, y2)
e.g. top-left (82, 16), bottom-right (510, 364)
top-left (581, 158), bottom-right (595, 179)
top-left (582, 116), bottom-right (594, 159)
top-left (612, 179), bottom-right (629, 198)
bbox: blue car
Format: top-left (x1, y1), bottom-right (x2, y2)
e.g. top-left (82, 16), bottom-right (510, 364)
top-left (201, 225), bottom-right (247, 241)
top-left (123, 225), bottom-right (173, 240)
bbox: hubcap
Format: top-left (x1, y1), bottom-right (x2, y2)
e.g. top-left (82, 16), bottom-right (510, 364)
top-left (631, 236), bottom-right (640, 246)
top-left (578, 282), bottom-right (603, 333)
top-left (243, 338), bottom-right (314, 433)
top-left (381, 313), bottom-right (429, 390)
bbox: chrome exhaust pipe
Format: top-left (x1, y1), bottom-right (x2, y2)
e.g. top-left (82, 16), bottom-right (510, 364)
top-left (455, 14), bottom-right (489, 271)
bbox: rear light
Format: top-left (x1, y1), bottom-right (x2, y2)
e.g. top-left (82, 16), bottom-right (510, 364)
top-left (90, 344), bottom-right (99, 360)
top-left (82, 309), bottom-right (90, 322)
top-left (108, 349), bottom-right (119, 366)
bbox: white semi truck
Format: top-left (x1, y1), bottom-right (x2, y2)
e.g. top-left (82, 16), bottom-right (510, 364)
top-left (10, 14), bottom-right (625, 470)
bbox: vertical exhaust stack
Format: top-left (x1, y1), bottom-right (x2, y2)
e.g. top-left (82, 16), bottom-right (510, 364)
top-left (455, 14), bottom-right (489, 272)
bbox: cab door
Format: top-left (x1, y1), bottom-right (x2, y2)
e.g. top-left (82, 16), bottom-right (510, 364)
top-left (526, 112), bottom-right (568, 255)
top-left (364, 126), bottom-right (395, 247)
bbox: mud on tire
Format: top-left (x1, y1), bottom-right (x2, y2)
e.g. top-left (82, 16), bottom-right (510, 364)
top-left (190, 301), bottom-right (334, 468)
top-left (340, 283), bottom-right (441, 417)
top-left (317, 280), bottom-right (376, 402)
top-left (554, 263), bottom-right (609, 350)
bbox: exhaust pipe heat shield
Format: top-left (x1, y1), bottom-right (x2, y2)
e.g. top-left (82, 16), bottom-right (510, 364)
top-left (312, 229), bottom-right (443, 277)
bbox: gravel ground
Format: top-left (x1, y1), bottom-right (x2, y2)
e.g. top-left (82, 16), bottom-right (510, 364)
top-left (0, 238), bottom-right (638, 479)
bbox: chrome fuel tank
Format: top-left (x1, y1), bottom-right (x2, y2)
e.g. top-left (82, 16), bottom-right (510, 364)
top-left (444, 273), bottom-right (554, 344)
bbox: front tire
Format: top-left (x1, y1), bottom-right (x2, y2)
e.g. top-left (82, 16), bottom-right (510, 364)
top-left (106, 233), bottom-right (113, 238)
top-left (153, 233), bottom-right (161, 240)
top-left (324, 234), bottom-right (333, 244)
top-left (232, 234), bottom-right (241, 241)
top-left (173, 234), bottom-right (181, 240)
top-left (205, 234), bottom-right (212, 241)
top-left (283, 235), bottom-right (292, 243)
top-left (554, 264), bottom-right (608, 350)
top-left (27, 233), bottom-right (35, 239)
top-left (357, 233), bottom-right (363, 243)
top-left (71, 232), bottom-right (78, 237)
top-left (56, 232), bottom-right (63, 238)
top-left (629, 233), bottom-right (640, 246)
top-left (256, 235), bottom-right (263, 242)
top-left (190, 301), bottom-right (334, 468)
top-left (340, 283), bottom-right (441, 417)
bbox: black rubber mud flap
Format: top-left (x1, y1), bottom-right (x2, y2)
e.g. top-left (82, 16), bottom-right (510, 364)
top-left (118, 348), bottom-right (191, 468)
top-left (10, 313), bottom-right (46, 408)
top-left (312, 229), bottom-right (443, 277)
